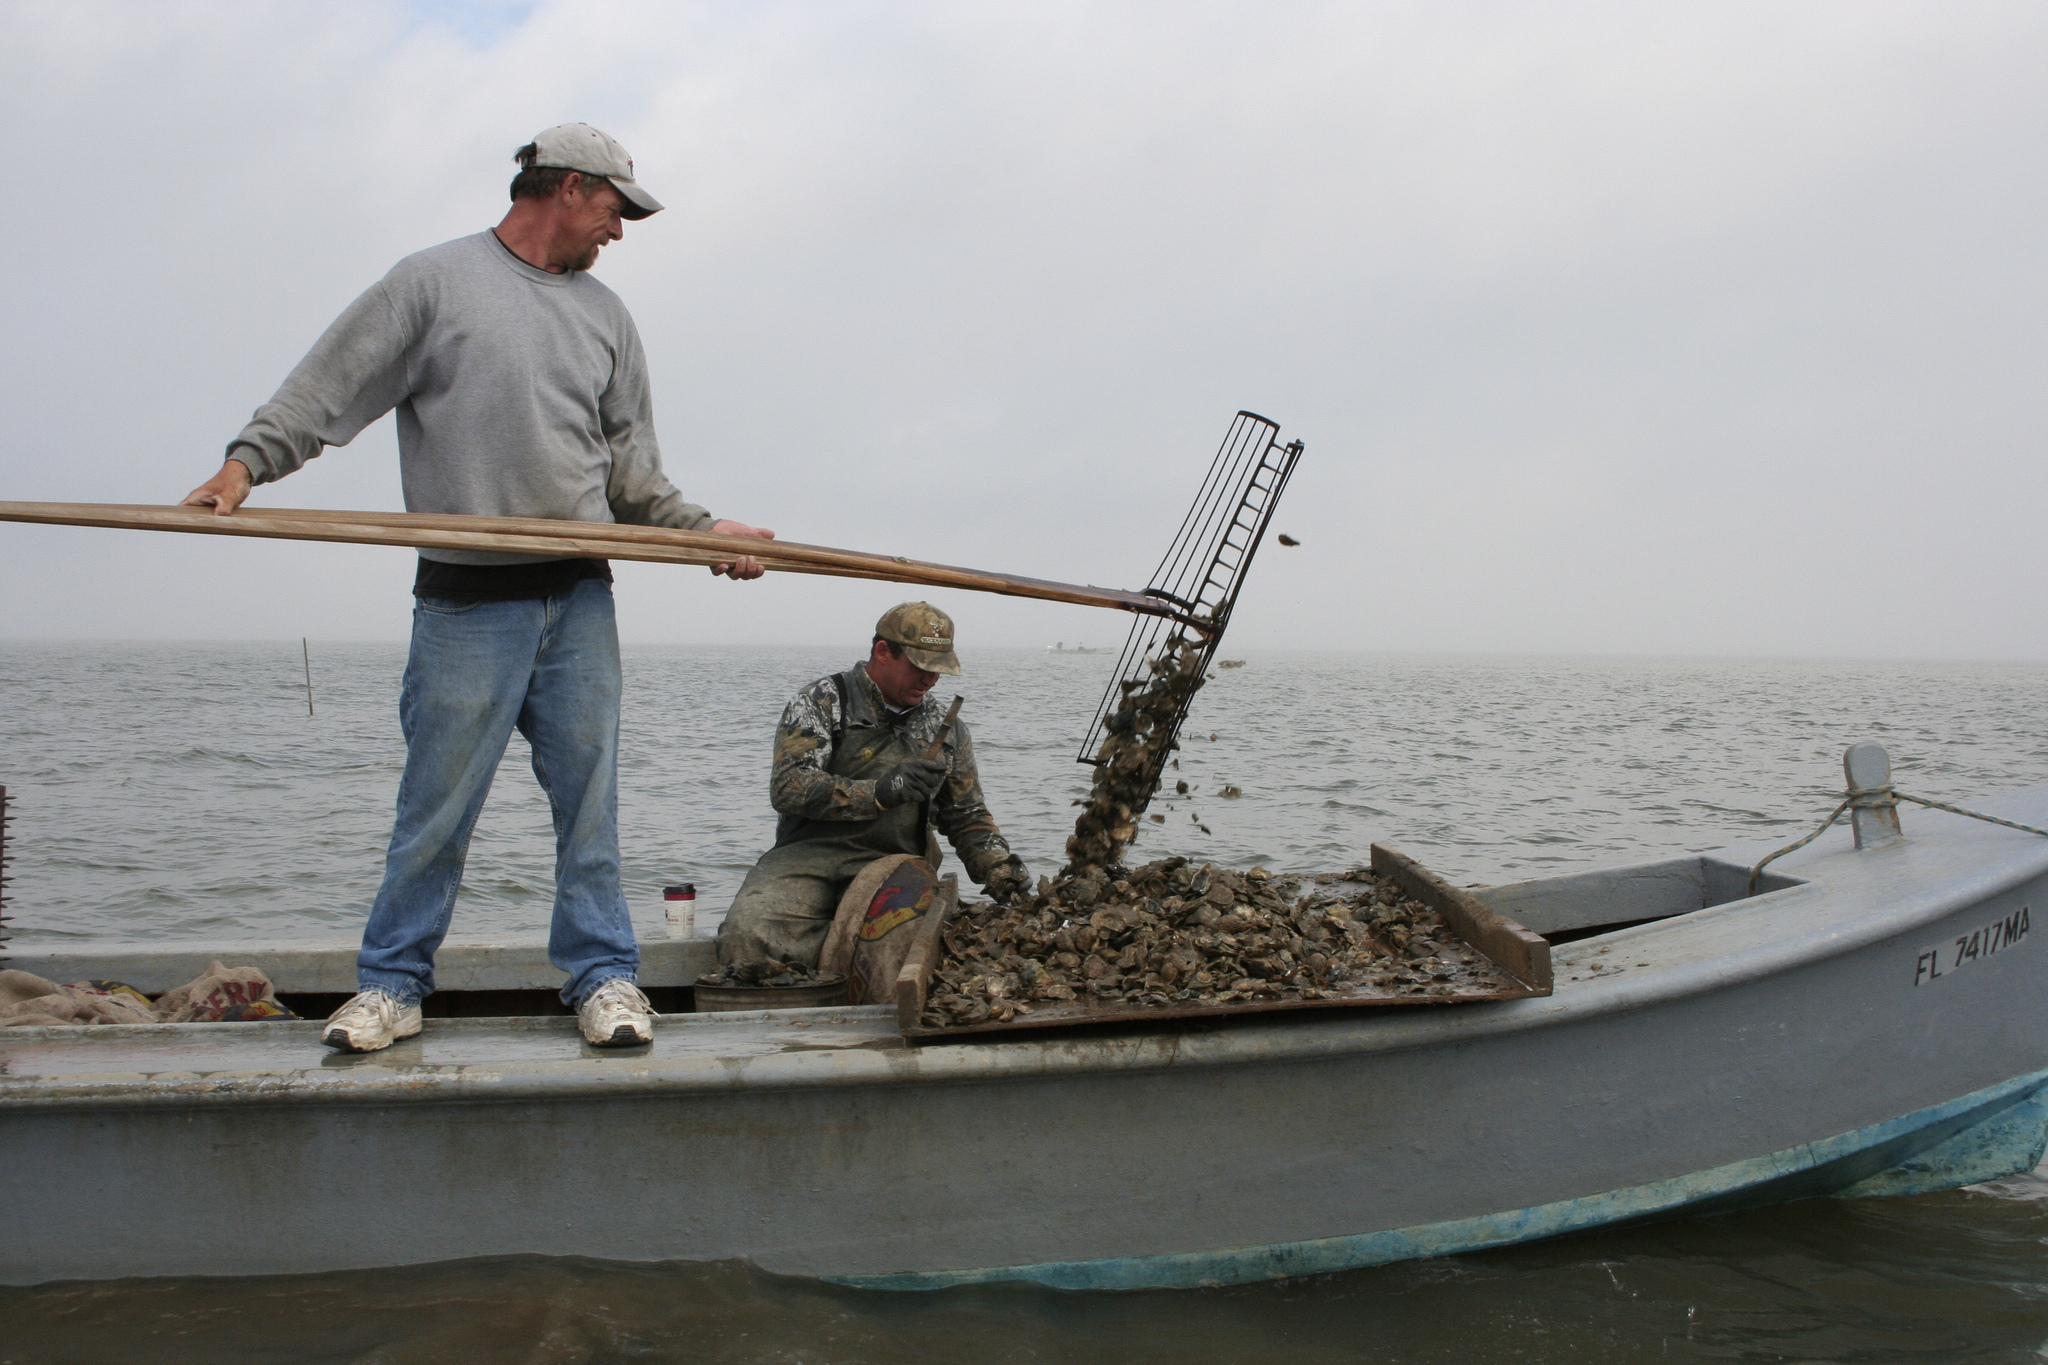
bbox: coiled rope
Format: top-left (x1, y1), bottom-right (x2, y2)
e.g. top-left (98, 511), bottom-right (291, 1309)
top-left (1748, 783), bottom-right (2048, 895)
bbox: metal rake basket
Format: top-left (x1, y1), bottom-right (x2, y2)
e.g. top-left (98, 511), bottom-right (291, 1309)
top-left (1075, 411), bottom-right (1304, 786)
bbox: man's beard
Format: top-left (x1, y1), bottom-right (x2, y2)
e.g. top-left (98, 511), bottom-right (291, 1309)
top-left (567, 242), bottom-right (603, 272)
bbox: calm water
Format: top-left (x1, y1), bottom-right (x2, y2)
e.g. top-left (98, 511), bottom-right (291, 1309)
top-left (7, 643), bottom-right (2048, 1361)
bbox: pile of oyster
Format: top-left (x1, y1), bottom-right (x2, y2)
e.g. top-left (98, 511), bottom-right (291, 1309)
top-left (1062, 634), bottom-right (1208, 875)
top-left (920, 856), bottom-right (1512, 1028)
top-left (920, 632), bottom-right (1511, 1029)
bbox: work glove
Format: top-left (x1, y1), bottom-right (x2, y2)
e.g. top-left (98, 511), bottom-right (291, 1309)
top-left (983, 859), bottom-right (1033, 904)
top-left (874, 757), bottom-right (949, 808)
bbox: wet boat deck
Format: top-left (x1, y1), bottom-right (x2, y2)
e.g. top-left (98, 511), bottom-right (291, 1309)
top-left (0, 1006), bottom-right (907, 1090)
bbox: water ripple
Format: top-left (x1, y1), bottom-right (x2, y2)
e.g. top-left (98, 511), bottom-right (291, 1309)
top-left (6, 645), bottom-right (2048, 945)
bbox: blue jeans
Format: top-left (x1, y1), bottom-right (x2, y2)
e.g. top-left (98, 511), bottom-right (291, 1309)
top-left (356, 578), bottom-right (637, 1007)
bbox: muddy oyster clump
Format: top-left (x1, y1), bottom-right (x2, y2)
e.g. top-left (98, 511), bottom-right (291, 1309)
top-left (1064, 635), bottom-right (1208, 875)
top-left (920, 857), bottom-right (1508, 1028)
top-left (697, 960), bottom-right (840, 989)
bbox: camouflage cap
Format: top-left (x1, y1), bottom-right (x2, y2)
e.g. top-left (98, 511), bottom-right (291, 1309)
top-left (876, 601), bottom-right (962, 676)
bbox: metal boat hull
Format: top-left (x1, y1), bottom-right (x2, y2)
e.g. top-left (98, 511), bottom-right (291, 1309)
top-left (6, 794), bottom-right (2047, 1288)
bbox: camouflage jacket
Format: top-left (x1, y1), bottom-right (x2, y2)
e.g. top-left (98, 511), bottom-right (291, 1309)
top-left (770, 663), bottom-right (1018, 885)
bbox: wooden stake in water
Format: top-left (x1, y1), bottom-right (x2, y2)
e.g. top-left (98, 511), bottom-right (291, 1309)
top-left (0, 784), bottom-right (13, 957)
top-left (302, 638), bottom-right (314, 717)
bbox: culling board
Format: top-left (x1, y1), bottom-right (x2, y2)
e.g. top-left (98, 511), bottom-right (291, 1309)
top-left (894, 844), bottom-right (1553, 1041)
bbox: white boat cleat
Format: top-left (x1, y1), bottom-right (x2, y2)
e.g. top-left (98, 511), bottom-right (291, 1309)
top-left (578, 979), bottom-right (654, 1047)
top-left (320, 989), bottom-right (423, 1053)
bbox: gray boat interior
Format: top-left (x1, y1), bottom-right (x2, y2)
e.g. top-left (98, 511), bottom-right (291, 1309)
top-left (1473, 855), bottom-right (1804, 943)
top-left (5, 855), bottom-right (1799, 1019)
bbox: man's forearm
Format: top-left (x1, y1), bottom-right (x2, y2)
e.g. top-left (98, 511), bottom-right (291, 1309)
top-left (955, 833), bottom-right (1021, 886)
top-left (225, 279), bottom-right (412, 485)
top-left (939, 784), bottom-right (1015, 881)
top-left (771, 765), bottom-right (884, 822)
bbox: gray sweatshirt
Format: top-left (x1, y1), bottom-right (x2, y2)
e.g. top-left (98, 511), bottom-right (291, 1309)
top-left (226, 230), bottom-right (711, 564)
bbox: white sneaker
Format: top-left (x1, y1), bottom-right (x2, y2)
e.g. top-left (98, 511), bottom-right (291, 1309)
top-left (579, 979), bottom-right (654, 1047)
top-left (322, 989), bottom-right (423, 1053)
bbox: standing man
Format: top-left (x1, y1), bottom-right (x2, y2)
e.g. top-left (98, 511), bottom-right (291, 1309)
top-left (182, 124), bottom-right (772, 1052)
top-left (717, 603), bottom-right (1033, 969)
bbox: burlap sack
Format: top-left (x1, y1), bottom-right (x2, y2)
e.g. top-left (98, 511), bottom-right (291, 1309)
top-left (61, 980), bottom-right (156, 1024)
top-left (820, 855), bottom-right (940, 1006)
top-left (0, 968), bottom-right (62, 1010)
top-left (0, 967), bottom-right (84, 1026)
top-left (150, 961), bottom-right (292, 1023)
top-left (0, 1001), bottom-right (85, 1027)
top-left (0, 970), bottom-right (155, 1026)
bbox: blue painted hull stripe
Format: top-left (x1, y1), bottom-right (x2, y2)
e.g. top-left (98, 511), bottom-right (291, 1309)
top-left (829, 1067), bottom-right (2048, 1292)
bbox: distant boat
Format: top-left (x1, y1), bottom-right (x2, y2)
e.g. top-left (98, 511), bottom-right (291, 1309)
top-left (1045, 643), bottom-right (1102, 654)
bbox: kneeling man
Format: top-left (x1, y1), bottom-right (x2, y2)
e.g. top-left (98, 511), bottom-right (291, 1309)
top-left (718, 603), bottom-right (1032, 966)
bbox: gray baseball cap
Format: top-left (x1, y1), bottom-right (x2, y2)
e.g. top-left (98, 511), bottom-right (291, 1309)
top-left (530, 123), bottom-right (664, 220)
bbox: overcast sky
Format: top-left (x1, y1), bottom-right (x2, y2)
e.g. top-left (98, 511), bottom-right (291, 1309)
top-left (2, 1), bottom-right (2043, 658)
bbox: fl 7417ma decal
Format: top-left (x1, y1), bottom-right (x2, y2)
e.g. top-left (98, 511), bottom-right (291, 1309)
top-left (1914, 905), bottom-right (2030, 986)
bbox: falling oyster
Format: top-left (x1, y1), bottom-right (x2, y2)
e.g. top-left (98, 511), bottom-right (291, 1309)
top-left (1062, 634), bottom-right (1208, 877)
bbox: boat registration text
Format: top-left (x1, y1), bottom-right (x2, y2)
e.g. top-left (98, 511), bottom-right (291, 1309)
top-left (1913, 905), bottom-right (2031, 987)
